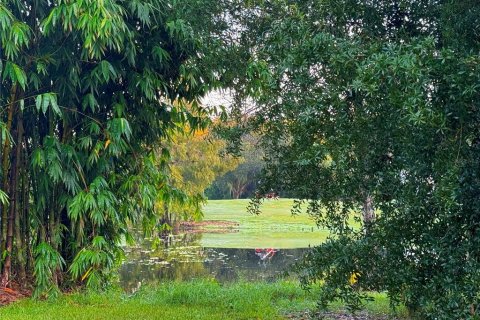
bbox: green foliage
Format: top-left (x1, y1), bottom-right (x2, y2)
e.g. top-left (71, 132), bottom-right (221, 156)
top-left (2, 62), bottom-right (27, 89)
top-left (227, 0), bottom-right (480, 318)
top-left (70, 236), bottom-right (123, 290)
top-left (206, 134), bottom-right (264, 199)
top-left (0, 189), bottom-right (9, 205)
top-left (35, 93), bottom-right (61, 116)
top-left (158, 126), bottom-right (240, 225)
top-left (33, 242), bottom-right (65, 299)
top-left (0, 0), bottom-right (231, 293)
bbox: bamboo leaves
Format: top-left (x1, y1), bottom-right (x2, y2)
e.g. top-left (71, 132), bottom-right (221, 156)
top-left (0, 0), bottom-right (227, 295)
top-left (0, 121), bottom-right (12, 147)
top-left (2, 62), bottom-right (27, 90)
top-left (1, 16), bottom-right (30, 60)
top-left (107, 118), bottom-right (132, 141)
top-left (152, 46), bottom-right (172, 64)
top-left (33, 242), bottom-right (65, 298)
top-left (166, 19), bottom-right (193, 42)
top-left (68, 177), bottom-right (117, 228)
top-left (35, 93), bottom-right (62, 116)
top-left (85, 60), bottom-right (119, 88)
top-left (0, 189), bottom-right (8, 206)
top-left (0, 4), bottom-right (13, 33)
top-left (128, 0), bottom-right (153, 26)
top-left (69, 236), bottom-right (120, 289)
top-left (82, 93), bottom-right (98, 112)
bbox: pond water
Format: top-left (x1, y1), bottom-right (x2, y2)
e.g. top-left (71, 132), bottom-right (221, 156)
top-left (119, 232), bottom-right (311, 292)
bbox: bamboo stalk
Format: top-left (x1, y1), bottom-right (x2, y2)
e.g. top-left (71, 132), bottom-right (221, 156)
top-left (2, 104), bottom-right (23, 285)
top-left (15, 122), bottom-right (26, 283)
top-left (0, 85), bottom-right (17, 269)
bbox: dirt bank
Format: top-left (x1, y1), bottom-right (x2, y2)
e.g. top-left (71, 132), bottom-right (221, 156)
top-left (179, 220), bottom-right (240, 233)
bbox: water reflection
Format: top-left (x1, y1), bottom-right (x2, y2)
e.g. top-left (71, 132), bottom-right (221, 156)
top-left (254, 248), bottom-right (278, 263)
top-left (119, 233), bottom-right (309, 292)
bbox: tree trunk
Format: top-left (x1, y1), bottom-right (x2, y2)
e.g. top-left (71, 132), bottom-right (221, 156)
top-left (24, 162), bottom-right (32, 274)
top-left (15, 131), bottom-right (27, 285)
top-left (2, 108), bottom-right (23, 286)
top-left (230, 180), bottom-right (246, 199)
top-left (160, 203), bottom-right (172, 237)
top-left (362, 194), bottom-right (375, 232)
top-left (1, 85), bottom-right (17, 259)
top-left (48, 194), bottom-right (58, 286)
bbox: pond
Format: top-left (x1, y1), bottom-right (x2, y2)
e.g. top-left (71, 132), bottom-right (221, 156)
top-left (119, 233), bottom-right (312, 292)
top-left (119, 199), bottom-right (330, 292)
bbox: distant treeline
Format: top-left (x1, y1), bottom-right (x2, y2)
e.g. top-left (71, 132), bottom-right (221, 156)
top-left (206, 134), bottom-right (263, 200)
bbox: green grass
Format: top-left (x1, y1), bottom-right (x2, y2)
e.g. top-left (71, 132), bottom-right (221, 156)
top-left (1, 281), bottom-right (316, 320)
top-left (0, 281), bottom-right (403, 320)
top-left (328, 292), bottom-right (407, 317)
top-left (200, 199), bottom-right (358, 249)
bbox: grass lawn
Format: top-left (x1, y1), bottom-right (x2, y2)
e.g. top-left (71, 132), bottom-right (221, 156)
top-left (0, 281), bottom-right (404, 320)
top-left (200, 199), bottom-right (359, 249)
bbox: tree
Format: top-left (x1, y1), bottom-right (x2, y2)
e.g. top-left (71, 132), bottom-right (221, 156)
top-left (206, 133), bottom-right (264, 199)
top-left (232, 0), bottom-right (480, 318)
top-left (0, 0), bottom-right (228, 295)
top-left (157, 126), bottom-right (240, 230)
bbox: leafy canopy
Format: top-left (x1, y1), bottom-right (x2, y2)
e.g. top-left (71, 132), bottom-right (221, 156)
top-left (0, 0), bottom-right (228, 295)
top-left (230, 0), bottom-right (480, 318)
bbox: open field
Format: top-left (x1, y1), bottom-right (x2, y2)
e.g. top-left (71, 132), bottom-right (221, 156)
top-left (200, 199), bottom-right (358, 249)
top-left (0, 281), bottom-right (404, 320)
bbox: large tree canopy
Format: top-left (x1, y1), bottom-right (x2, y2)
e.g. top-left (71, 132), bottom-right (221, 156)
top-left (232, 0), bottom-right (480, 318)
top-left (0, 0), bottom-right (229, 296)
